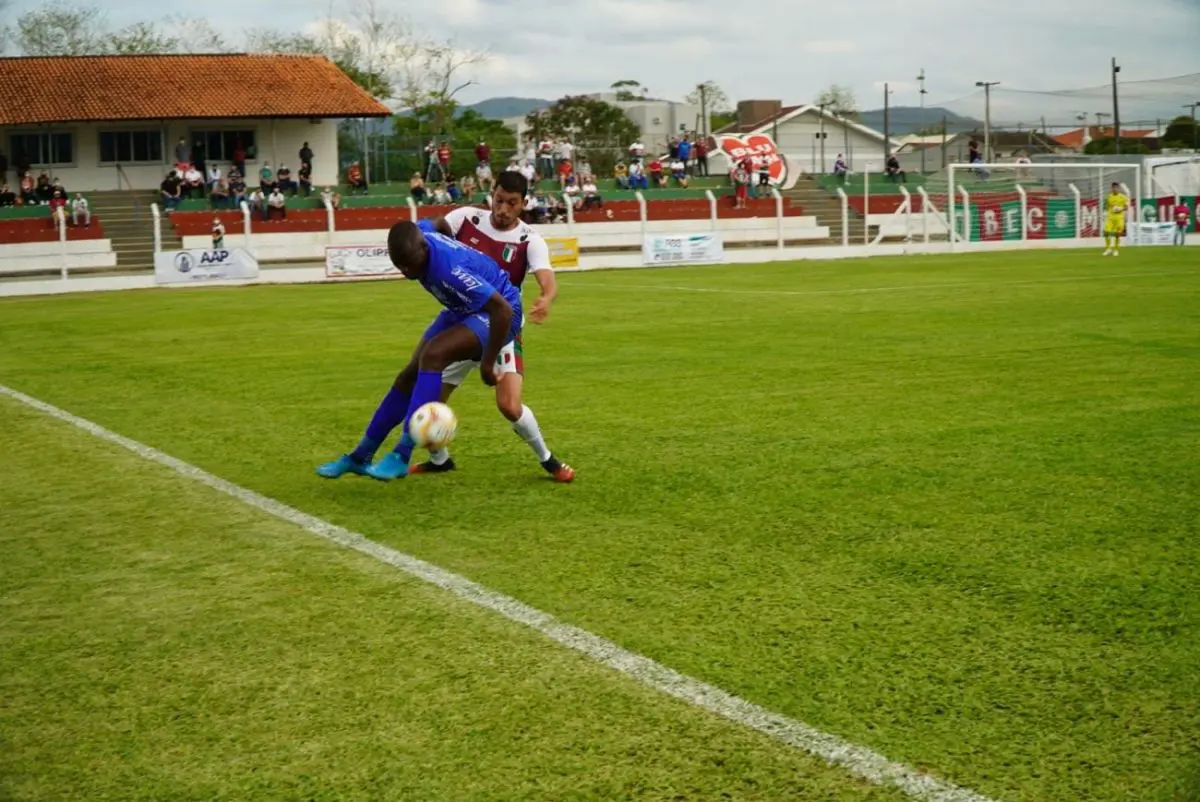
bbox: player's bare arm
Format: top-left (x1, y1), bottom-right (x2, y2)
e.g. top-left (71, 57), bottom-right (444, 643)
top-left (479, 292), bottom-right (514, 386)
top-left (528, 268), bottom-right (558, 324)
top-left (429, 216), bottom-right (454, 238)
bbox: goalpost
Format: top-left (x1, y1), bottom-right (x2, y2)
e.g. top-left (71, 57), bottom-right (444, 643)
top-left (920, 162), bottom-right (1143, 250)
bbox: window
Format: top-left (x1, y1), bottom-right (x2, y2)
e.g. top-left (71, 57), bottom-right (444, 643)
top-left (190, 129), bottom-right (257, 162)
top-left (8, 132), bottom-right (74, 167)
top-left (99, 130), bottom-right (163, 164)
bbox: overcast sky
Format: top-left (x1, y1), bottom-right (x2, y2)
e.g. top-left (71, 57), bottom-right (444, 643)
top-left (10, 0), bottom-right (1200, 120)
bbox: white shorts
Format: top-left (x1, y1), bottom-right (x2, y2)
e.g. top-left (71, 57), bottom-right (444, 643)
top-left (442, 337), bottom-right (523, 386)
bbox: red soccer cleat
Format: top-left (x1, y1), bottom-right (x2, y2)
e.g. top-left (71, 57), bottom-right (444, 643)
top-left (542, 456), bottom-right (576, 483)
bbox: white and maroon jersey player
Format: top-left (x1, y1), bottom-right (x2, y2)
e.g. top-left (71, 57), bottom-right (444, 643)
top-left (440, 205), bottom-right (552, 386)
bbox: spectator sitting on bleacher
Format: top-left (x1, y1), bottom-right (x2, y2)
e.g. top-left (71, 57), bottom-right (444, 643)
top-left (53, 176), bottom-right (66, 196)
top-left (459, 175), bottom-right (476, 203)
top-left (505, 157), bottom-right (520, 173)
top-left (207, 163), bottom-right (222, 192)
top-left (0, 183), bottom-right (15, 207)
top-left (670, 158), bottom-right (689, 188)
top-left (648, 158), bottom-right (665, 188)
top-left (885, 155), bottom-right (906, 183)
top-left (266, 187), bottom-right (287, 220)
top-left (627, 160), bottom-right (648, 190)
top-left (48, 187), bottom-right (67, 226)
top-left (210, 177), bottom-right (230, 208)
top-left (277, 165), bottom-right (296, 195)
top-left (36, 171), bottom-right (52, 202)
top-left (183, 164), bottom-right (205, 198)
top-left (474, 162), bottom-right (493, 195)
top-left (564, 176), bottom-right (581, 208)
top-left (557, 158), bottom-right (573, 190)
top-left (447, 178), bottom-right (461, 203)
top-left (160, 171), bottom-right (181, 212)
top-left (71, 193), bottom-right (90, 227)
top-left (431, 183), bottom-right (452, 205)
top-left (577, 157), bottom-right (593, 179)
top-left (212, 217), bottom-right (225, 248)
top-left (347, 162), bottom-right (368, 194)
top-left (613, 162), bottom-right (629, 189)
top-left (833, 154), bottom-right (848, 184)
top-left (410, 172), bottom-right (426, 204)
top-left (259, 162), bottom-right (275, 191)
top-left (18, 173), bottom-right (35, 204)
top-left (248, 187), bottom-right (265, 218)
top-left (228, 171), bottom-right (246, 208)
top-left (581, 178), bottom-right (602, 210)
top-left (321, 186), bottom-right (341, 210)
top-left (519, 159), bottom-right (537, 189)
top-left (298, 163), bottom-right (312, 196)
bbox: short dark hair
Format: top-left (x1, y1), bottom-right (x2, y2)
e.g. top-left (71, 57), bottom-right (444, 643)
top-left (495, 170), bottom-right (528, 197)
top-left (387, 221), bottom-right (426, 269)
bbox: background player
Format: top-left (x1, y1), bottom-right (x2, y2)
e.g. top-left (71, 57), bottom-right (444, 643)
top-left (414, 171), bottom-right (575, 483)
top-left (316, 220), bottom-right (521, 482)
top-left (1103, 182), bottom-right (1128, 256)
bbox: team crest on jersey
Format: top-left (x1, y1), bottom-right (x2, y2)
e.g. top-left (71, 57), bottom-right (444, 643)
top-left (501, 245), bottom-right (516, 262)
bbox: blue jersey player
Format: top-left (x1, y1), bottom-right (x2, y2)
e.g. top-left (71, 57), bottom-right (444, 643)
top-left (317, 219), bottom-right (522, 481)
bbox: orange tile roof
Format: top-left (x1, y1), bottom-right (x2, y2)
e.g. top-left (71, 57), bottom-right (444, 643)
top-left (715, 106), bottom-right (801, 135)
top-left (0, 54), bottom-right (392, 126)
top-left (1052, 126), bottom-right (1156, 149)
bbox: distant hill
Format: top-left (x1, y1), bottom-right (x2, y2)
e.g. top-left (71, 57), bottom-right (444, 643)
top-left (461, 97), bottom-right (552, 119)
top-left (859, 106), bottom-right (982, 136)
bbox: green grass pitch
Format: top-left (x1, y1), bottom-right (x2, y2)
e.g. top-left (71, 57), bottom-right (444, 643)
top-left (1, 249), bottom-right (1198, 801)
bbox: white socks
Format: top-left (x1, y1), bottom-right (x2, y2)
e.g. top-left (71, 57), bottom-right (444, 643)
top-left (426, 405), bottom-right (551, 464)
top-left (513, 405), bottom-right (551, 462)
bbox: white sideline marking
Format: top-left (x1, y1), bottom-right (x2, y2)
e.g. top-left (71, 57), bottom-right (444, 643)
top-left (0, 382), bottom-right (998, 802)
top-left (567, 269), bottom-right (1195, 299)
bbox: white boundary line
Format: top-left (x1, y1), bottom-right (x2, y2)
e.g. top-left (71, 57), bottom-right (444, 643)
top-left (0, 382), bottom-right (998, 802)
top-left (562, 269), bottom-right (1197, 299)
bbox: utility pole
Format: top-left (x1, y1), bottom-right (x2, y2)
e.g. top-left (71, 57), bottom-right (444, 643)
top-left (818, 103), bottom-right (827, 174)
top-left (699, 82), bottom-right (708, 140)
top-left (1111, 58), bottom-right (1122, 155)
top-left (917, 68), bottom-right (927, 174)
top-left (883, 82), bottom-right (891, 162)
top-left (976, 81), bottom-right (1000, 162)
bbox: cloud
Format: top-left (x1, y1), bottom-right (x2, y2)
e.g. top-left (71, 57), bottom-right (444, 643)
top-left (801, 40), bottom-right (858, 54)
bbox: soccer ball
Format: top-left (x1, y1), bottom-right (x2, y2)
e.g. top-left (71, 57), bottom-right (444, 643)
top-left (408, 402), bottom-right (458, 450)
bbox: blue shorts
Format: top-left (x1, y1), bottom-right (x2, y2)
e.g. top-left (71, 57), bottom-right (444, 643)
top-left (422, 303), bottom-right (522, 353)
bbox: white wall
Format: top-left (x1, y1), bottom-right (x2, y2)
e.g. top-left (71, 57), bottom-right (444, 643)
top-left (772, 112), bottom-right (888, 174)
top-left (1, 118), bottom-right (340, 192)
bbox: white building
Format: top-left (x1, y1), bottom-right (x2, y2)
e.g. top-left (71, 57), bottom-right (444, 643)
top-left (586, 93), bottom-right (702, 147)
top-left (0, 54), bottom-right (391, 192)
top-left (714, 100), bottom-right (899, 174)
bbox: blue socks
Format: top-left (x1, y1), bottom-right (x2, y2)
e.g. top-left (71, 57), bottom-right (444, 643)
top-left (391, 370), bottom-right (443, 463)
top-left (350, 385), bottom-right (411, 463)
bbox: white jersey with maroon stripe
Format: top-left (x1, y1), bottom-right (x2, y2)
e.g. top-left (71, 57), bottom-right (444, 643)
top-left (443, 205), bottom-right (551, 288)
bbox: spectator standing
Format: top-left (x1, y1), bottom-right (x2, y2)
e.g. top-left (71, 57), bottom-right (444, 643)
top-left (212, 217), bottom-right (225, 248)
top-left (174, 137), bottom-right (190, 166)
top-left (1174, 199), bottom-right (1191, 246)
top-left (13, 148), bottom-right (31, 185)
top-left (555, 137), bottom-right (573, 166)
top-left (668, 137), bottom-right (679, 160)
top-left (299, 142), bottom-right (314, 171)
top-left (677, 136), bottom-right (692, 174)
top-left (475, 139), bottom-right (490, 166)
top-left (694, 137), bottom-right (709, 176)
top-left (733, 163), bottom-right (750, 209)
top-left (833, 154), bottom-right (848, 184)
top-left (71, 193), bottom-right (90, 227)
top-left (192, 139), bottom-right (206, 177)
top-left (519, 159), bottom-right (537, 189)
top-left (537, 138), bottom-right (554, 178)
top-left (232, 139), bottom-right (247, 178)
top-left (436, 141), bottom-right (452, 180)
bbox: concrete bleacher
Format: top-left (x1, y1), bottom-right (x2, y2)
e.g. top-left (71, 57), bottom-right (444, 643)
top-left (0, 212), bottom-right (117, 274)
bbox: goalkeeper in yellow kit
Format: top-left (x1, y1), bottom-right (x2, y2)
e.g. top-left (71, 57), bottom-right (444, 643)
top-left (1103, 182), bottom-right (1128, 256)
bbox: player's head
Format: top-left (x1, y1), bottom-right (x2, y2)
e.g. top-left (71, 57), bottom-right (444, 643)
top-left (490, 171), bottom-right (527, 231)
top-left (387, 221), bottom-right (428, 280)
top-left (1111, 182), bottom-right (1120, 192)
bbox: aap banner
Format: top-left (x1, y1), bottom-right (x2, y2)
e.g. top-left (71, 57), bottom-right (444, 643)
top-left (325, 245), bottom-right (398, 278)
top-left (715, 134), bottom-right (800, 190)
top-left (642, 233), bottom-right (725, 266)
top-left (154, 248), bottom-right (259, 285)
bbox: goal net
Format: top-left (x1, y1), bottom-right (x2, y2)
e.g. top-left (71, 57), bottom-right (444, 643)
top-left (919, 161), bottom-right (1143, 243)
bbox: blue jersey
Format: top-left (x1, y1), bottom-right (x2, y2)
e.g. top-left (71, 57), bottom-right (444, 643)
top-left (416, 223), bottom-right (522, 317)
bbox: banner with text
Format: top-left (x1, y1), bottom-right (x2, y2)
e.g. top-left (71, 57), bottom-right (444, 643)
top-left (325, 245), bottom-right (398, 278)
top-left (642, 233), bottom-right (725, 266)
top-left (545, 237), bottom-right (580, 268)
top-left (154, 248), bottom-right (259, 285)
top-left (1128, 222), bottom-right (1177, 245)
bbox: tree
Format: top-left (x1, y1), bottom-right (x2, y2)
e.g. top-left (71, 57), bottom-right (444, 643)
top-left (9, 5), bottom-right (227, 55)
top-left (398, 39), bottom-right (488, 133)
top-left (1084, 137), bottom-right (1151, 155)
top-left (815, 84), bottom-right (859, 120)
top-left (1161, 114), bottom-right (1199, 149)
top-left (685, 80), bottom-right (733, 137)
top-left (525, 95), bottom-right (639, 174)
top-left (610, 79), bottom-right (649, 101)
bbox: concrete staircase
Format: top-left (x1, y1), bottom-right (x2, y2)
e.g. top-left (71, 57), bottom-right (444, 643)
top-left (85, 190), bottom-right (181, 273)
top-left (782, 175), bottom-right (859, 244)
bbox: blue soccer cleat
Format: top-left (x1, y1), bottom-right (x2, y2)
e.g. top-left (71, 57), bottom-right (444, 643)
top-left (365, 452), bottom-right (410, 482)
top-left (316, 454), bottom-right (371, 479)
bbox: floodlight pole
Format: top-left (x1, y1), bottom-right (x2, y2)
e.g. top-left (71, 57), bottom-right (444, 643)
top-left (1188, 102), bottom-right (1200, 153)
top-left (1111, 58), bottom-right (1121, 155)
top-left (917, 68), bottom-right (927, 174)
top-left (976, 81), bottom-right (1000, 162)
